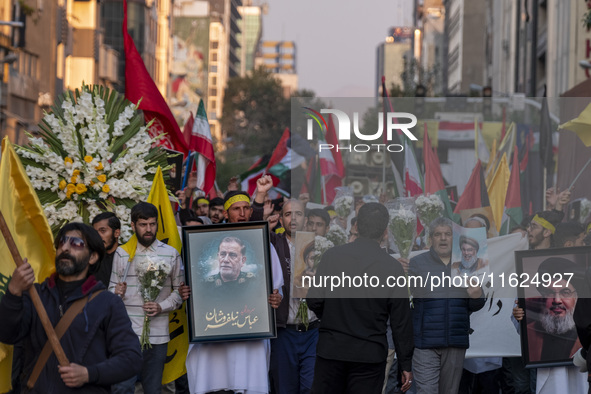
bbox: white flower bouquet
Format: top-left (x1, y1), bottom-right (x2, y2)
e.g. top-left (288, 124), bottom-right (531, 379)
top-left (580, 198), bottom-right (591, 225)
top-left (326, 223), bottom-right (348, 246)
top-left (314, 235), bottom-right (334, 267)
top-left (333, 187), bottom-right (354, 219)
top-left (416, 194), bottom-right (444, 241)
top-left (387, 198), bottom-right (417, 260)
top-left (136, 256), bottom-right (172, 349)
top-left (16, 84), bottom-right (172, 242)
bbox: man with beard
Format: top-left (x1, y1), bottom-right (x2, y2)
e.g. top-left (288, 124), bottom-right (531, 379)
top-left (0, 222), bottom-right (141, 392)
top-left (451, 235), bottom-right (489, 277)
top-left (91, 212), bottom-right (121, 286)
top-left (110, 202), bottom-right (183, 394)
top-left (527, 211), bottom-right (562, 250)
top-left (526, 258), bottom-right (582, 363)
top-left (208, 197), bottom-right (225, 224)
top-left (513, 256), bottom-right (587, 394)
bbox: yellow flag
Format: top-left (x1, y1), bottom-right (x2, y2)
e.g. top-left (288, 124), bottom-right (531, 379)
top-left (559, 103), bottom-right (591, 146)
top-left (487, 153), bottom-right (511, 233)
top-left (0, 137), bottom-right (56, 392)
top-left (121, 166), bottom-right (188, 383)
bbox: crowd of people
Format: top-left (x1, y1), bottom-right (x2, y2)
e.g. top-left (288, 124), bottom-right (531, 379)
top-left (2, 175), bottom-right (591, 394)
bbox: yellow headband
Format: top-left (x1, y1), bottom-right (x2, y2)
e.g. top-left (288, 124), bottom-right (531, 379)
top-left (532, 215), bottom-right (556, 234)
top-left (197, 198), bottom-right (209, 205)
top-left (224, 194), bottom-right (250, 211)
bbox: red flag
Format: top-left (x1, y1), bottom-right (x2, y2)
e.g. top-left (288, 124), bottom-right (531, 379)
top-left (454, 161), bottom-right (490, 213)
top-left (423, 124), bottom-right (445, 194)
top-left (325, 115), bottom-right (344, 178)
top-left (123, 0), bottom-right (188, 155)
top-left (505, 147), bottom-right (521, 209)
top-left (182, 112), bottom-right (194, 148)
top-left (266, 128), bottom-right (290, 170)
top-left (319, 115), bottom-right (343, 203)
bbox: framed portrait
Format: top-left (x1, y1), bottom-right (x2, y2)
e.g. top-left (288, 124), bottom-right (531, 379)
top-left (182, 221), bottom-right (276, 343)
top-left (515, 246), bottom-right (591, 368)
top-left (163, 148), bottom-right (183, 194)
top-left (291, 231), bottom-right (316, 299)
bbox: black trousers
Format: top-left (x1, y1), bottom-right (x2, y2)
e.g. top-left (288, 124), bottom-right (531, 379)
top-left (311, 356), bottom-right (386, 394)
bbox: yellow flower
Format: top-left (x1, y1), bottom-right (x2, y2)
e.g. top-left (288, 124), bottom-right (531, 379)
top-left (97, 174), bottom-right (107, 183)
top-left (64, 157), bottom-right (73, 166)
top-left (59, 180), bottom-right (67, 190)
top-left (102, 184), bottom-right (110, 193)
top-left (84, 155), bottom-right (93, 163)
top-left (96, 162), bottom-right (104, 170)
top-left (90, 180), bottom-right (95, 186)
top-left (70, 175), bottom-right (78, 183)
top-left (72, 169), bottom-right (80, 176)
top-left (66, 183), bottom-right (75, 199)
top-left (75, 183), bottom-right (87, 194)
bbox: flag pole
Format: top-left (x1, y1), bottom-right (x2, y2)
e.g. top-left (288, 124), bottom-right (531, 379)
top-left (0, 210), bottom-right (70, 368)
top-left (543, 167), bottom-right (547, 211)
top-left (568, 156), bottom-right (591, 190)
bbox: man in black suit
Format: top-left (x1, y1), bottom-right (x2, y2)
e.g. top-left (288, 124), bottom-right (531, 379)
top-left (307, 202), bottom-right (414, 393)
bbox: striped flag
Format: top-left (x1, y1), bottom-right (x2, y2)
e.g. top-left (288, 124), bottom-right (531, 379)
top-left (190, 100), bottom-right (216, 196)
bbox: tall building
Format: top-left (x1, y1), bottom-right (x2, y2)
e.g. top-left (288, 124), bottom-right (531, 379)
top-left (375, 27), bottom-right (413, 97)
top-left (0, 0), bottom-right (61, 145)
top-left (260, 40), bottom-right (297, 97)
top-left (417, 0), bottom-right (445, 95)
top-left (237, 1), bottom-right (263, 76)
top-left (445, 0), bottom-right (487, 94)
top-left (170, 0), bottom-right (209, 126)
top-left (100, 0), bottom-right (171, 97)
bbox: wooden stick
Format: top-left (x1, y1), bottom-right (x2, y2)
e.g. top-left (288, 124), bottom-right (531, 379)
top-left (0, 210), bottom-right (70, 367)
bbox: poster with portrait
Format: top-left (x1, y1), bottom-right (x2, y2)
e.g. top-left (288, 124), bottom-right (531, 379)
top-left (516, 246), bottom-right (591, 368)
top-left (291, 231), bottom-right (316, 299)
top-left (182, 222), bottom-right (276, 343)
top-left (451, 223), bottom-right (489, 287)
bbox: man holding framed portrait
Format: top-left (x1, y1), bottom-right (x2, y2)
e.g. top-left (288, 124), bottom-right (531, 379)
top-left (184, 186), bottom-right (284, 394)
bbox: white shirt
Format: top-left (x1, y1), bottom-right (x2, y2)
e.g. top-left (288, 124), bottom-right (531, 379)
top-left (109, 239), bottom-right (183, 344)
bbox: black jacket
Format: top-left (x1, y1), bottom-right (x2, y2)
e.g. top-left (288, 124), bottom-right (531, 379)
top-left (268, 231), bottom-right (291, 327)
top-left (0, 274), bottom-right (142, 393)
top-left (307, 237), bottom-right (414, 371)
top-left (409, 248), bottom-right (486, 349)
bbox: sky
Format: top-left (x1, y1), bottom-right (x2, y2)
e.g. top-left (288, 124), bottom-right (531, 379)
top-left (262, 0), bottom-right (414, 98)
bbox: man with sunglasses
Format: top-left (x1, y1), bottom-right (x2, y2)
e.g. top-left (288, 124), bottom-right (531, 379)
top-left (0, 222), bottom-right (142, 392)
top-left (110, 202), bottom-right (183, 394)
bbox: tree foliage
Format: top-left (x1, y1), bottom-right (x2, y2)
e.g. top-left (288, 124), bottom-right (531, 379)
top-left (220, 67), bottom-right (290, 157)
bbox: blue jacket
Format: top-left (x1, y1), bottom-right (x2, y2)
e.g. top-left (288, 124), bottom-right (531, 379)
top-left (409, 248), bottom-right (486, 349)
top-left (0, 274), bottom-right (142, 393)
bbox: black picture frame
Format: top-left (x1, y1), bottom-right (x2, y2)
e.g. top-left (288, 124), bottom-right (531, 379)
top-left (182, 221), bottom-right (276, 343)
top-left (515, 246), bottom-right (591, 368)
top-left (163, 148), bottom-right (183, 194)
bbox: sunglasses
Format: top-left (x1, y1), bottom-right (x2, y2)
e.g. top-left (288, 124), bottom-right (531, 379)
top-left (58, 235), bottom-right (86, 250)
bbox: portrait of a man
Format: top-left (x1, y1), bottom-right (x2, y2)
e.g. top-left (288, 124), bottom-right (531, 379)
top-left (203, 236), bottom-right (258, 297)
top-left (182, 224), bottom-right (276, 341)
top-left (452, 235), bottom-right (489, 276)
top-left (525, 257), bottom-right (582, 363)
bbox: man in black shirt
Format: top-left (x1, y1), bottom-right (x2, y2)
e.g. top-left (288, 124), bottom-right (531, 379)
top-left (91, 212), bottom-right (120, 286)
top-left (307, 202), bottom-right (414, 393)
